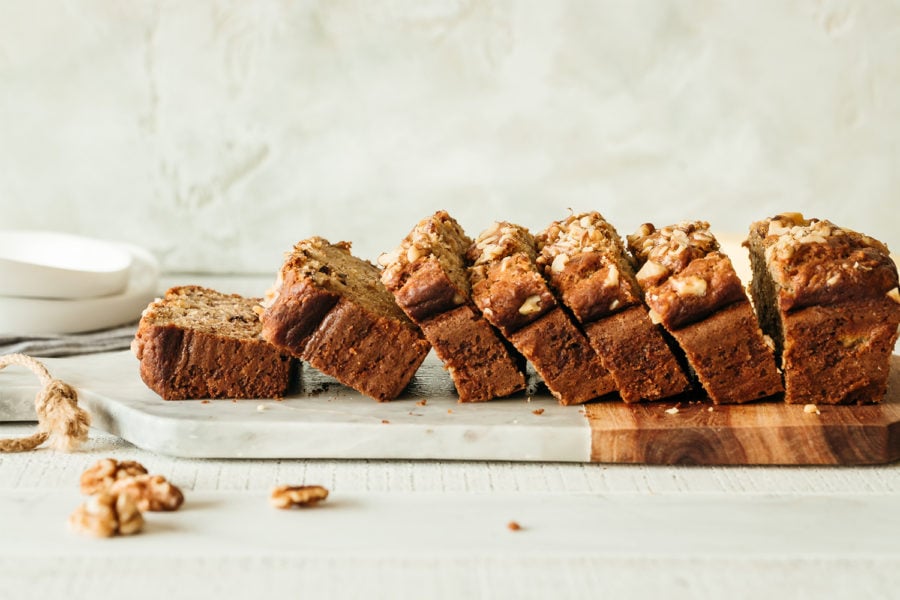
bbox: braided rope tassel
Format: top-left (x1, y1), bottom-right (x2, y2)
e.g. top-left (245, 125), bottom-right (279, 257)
top-left (0, 354), bottom-right (91, 452)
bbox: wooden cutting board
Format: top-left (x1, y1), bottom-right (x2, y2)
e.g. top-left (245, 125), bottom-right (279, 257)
top-left (587, 354), bottom-right (900, 465)
top-left (1, 352), bottom-right (898, 465)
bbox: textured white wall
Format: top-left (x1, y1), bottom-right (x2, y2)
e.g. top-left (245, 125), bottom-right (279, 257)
top-left (0, 0), bottom-right (897, 273)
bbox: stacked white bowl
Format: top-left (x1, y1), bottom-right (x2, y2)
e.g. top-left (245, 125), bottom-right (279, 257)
top-left (0, 231), bottom-right (159, 335)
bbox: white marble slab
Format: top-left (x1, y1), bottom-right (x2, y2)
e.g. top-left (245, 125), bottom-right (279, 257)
top-left (0, 351), bottom-right (591, 462)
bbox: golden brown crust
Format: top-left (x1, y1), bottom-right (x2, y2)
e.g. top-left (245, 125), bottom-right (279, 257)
top-left (535, 212), bottom-right (643, 322)
top-left (627, 222), bottom-right (744, 327)
top-left (747, 214), bottom-right (899, 311)
top-left (641, 253), bottom-right (746, 329)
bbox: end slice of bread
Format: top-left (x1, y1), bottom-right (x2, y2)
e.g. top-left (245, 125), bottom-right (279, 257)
top-left (745, 213), bottom-right (900, 404)
top-left (133, 285), bottom-right (294, 400)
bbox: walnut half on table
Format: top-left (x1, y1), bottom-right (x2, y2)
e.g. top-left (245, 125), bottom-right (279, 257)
top-left (68, 492), bottom-right (144, 538)
top-left (270, 485), bottom-right (329, 509)
top-left (80, 458), bottom-right (148, 495)
top-left (109, 474), bottom-right (185, 512)
top-left (80, 458), bottom-right (184, 512)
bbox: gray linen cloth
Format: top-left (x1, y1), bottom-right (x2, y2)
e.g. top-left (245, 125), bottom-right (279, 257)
top-left (0, 323), bottom-right (137, 357)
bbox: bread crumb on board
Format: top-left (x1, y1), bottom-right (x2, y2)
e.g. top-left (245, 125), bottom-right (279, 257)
top-left (803, 404), bottom-right (821, 415)
top-left (507, 521), bottom-right (522, 531)
top-left (532, 408), bottom-right (545, 416)
top-left (664, 406), bottom-right (680, 415)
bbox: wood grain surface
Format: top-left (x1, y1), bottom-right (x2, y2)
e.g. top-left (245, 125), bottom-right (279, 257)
top-left (587, 355), bottom-right (900, 465)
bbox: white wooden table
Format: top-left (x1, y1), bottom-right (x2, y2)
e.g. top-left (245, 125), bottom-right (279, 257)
top-left (2, 276), bottom-right (899, 599)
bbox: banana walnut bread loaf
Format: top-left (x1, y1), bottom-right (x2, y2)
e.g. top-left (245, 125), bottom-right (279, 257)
top-left (746, 213), bottom-right (900, 404)
top-left (132, 286), bottom-right (295, 400)
top-left (535, 212), bottom-right (691, 403)
top-left (627, 221), bottom-right (783, 404)
top-left (468, 221), bottom-right (616, 405)
top-left (380, 211), bottom-right (526, 402)
top-left (260, 237), bottom-right (430, 401)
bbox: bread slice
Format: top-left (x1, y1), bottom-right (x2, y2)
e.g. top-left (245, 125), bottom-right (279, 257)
top-left (260, 237), bottom-right (430, 401)
top-left (745, 213), bottom-right (900, 404)
top-left (535, 212), bottom-right (690, 402)
top-left (627, 221), bottom-right (782, 404)
top-left (379, 211), bottom-right (526, 402)
top-left (132, 286), bottom-right (294, 400)
top-left (468, 221), bottom-right (616, 405)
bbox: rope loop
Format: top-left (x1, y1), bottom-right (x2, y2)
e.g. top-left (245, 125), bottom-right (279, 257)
top-left (0, 354), bottom-right (91, 453)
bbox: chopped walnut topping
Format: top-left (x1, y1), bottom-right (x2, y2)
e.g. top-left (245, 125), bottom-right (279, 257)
top-left (406, 245), bottom-right (425, 263)
top-left (473, 222), bottom-right (516, 264)
top-left (603, 264), bottom-right (620, 288)
top-left (671, 275), bottom-right (708, 297)
top-left (764, 215), bottom-right (846, 264)
top-left (888, 288), bottom-right (900, 305)
top-left (377, 248), bottom-right (400, 268)
top-left (68, 492), bottom-right (144, 538)
top-left (550, 253), bottom-right (569, 274)
top-left (80, 459), bottom-right (149, 495)
top-left (270, 485), bottom-right (330, 509)
top-left (518, 295), bottom-right (543, 315)
top-left (108, 474), bottom-right (185, 512)
top-left (635, 260), bottom-right (668, 287)
top-left (628, 221), bottom-right (718, 280)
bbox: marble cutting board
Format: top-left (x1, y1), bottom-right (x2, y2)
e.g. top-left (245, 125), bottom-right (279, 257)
top-left (0, 351), bottom-right (590, 461)
top-left (1, 351), bottom-right (898, 464)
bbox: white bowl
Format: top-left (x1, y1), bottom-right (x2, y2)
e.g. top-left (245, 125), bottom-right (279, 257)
top-left (0, 230), bottom-right (133, 299)
top-left (0, 243), bottom-right (159, 335)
